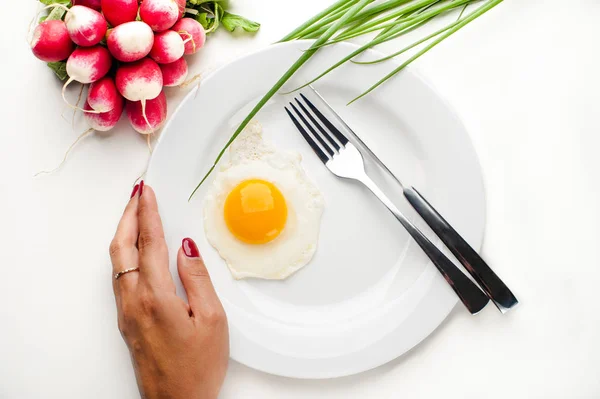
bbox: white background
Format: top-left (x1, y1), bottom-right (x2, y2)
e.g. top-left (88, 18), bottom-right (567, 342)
top-left (1, 0), bottom-right (599, 398)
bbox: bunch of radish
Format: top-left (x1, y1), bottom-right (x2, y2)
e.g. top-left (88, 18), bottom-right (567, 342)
top-left (30, 0), bottom-right (206, 164)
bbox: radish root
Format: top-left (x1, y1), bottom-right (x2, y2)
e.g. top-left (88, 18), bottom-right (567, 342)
top-left (178, 72), bottom-right (202, 89)
top-left (178, 30), bottom-right (196, 53)
top-left (147, 133), bottom-right (153, 153)
top-left (140, 99), bottom-right (155, 153)
top-left (34, 128), bottom-right (94, 177)
top-left (133, 166), bottom-right (148, 186)
top-left (72, 83), bottom-right (85, 129)
top-left (60, 106), bottom-right (70, 124)
top-left (133, 144), bottom-right (155, 185)
top-left (62, 78), bottom-right (102, 114)
top-left (141, 100), bottom-right (154, 134)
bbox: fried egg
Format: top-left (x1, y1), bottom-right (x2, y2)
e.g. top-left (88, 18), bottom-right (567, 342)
top-left (203, 121), bottom-right (325, 280)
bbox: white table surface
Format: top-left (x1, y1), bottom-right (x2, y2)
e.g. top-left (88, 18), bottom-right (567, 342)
top-left (2, 1), bottom-right (600, 398)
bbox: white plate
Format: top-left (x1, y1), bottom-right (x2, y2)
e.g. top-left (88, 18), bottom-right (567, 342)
top-left (146, 41), bottom-right (485, 379)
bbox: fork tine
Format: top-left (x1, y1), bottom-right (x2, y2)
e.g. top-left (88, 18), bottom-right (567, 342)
top-left (294, 98), bottom-right (340, 152)
top-left (284, 106), bottom-right (329, 164)
top-left (309, 85), bottom-right (404, 187)
top-left (289, 102), bottom-right (335, 158)
top-left (300, 93), bottom-right (349, 146)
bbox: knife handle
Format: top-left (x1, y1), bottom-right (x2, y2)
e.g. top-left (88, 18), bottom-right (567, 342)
top-left (360, 175), bottom-right (489, 315)
top-left (403, 187), bottom-right (518, 313)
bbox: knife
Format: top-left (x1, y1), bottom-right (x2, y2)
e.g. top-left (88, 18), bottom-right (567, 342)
top-left (308, 85), bottom-right (518, 313)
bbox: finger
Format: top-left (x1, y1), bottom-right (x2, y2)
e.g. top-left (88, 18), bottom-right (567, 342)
top-left (110, 185), bottom-right (142, 297)
top-left (137, 183), bottom-right (175, 290)
top-left (177, 238), bottom-right (221, 316)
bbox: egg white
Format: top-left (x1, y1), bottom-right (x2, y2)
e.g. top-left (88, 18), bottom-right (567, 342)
top-left (203, 122), bottom-right (325, 280)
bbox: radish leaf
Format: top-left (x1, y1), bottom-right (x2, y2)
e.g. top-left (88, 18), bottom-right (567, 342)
top-left (221, 12), bottom-right (260, 33)
top-left (38, 0), bottom-right (71, 22)
top-left (195, 12), bottom-right (211, 30)
top-left (38, 0), bottom-right (70, 4)
top-left (186, 0), bottom-right (258, 35)
top-left (47, 61), bottom-right (69, 81)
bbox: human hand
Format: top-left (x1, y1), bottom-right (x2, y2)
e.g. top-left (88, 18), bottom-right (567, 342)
top-left (110, 181), bottom-right (229, 399)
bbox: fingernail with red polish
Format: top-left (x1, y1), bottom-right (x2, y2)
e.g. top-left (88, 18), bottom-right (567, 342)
top-left (182, 238), bottom-right (200, 258)
top-left (130, 184), bottom-right (140, 199)
top-left (139, 180), bottom-right (145, 197)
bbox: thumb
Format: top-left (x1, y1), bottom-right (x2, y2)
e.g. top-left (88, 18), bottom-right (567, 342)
top-left (177, 237), bottom-right (220, 314)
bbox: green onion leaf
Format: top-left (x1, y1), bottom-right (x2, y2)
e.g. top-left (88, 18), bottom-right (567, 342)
top-left (189, 0), bottom-right (373, 199)
top-left (351, 17), bottom-right (460, 65)
top-left (285, 1), bottom-right (358, 42)
top-left (279, 0), bottom-right (357, 42)
top-left (192, 0), bottom-right (504, 197)
top-left (289, 0), bottom-right (474, 91)
top-left (349, 0), bottom-right (503, 104)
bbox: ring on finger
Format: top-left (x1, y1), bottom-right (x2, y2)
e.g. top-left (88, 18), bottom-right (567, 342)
top-left (114, 267), bottom-right (140, 280)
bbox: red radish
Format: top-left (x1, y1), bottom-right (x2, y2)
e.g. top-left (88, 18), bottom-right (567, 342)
top-left (176, 0), bottom-right (186, 19)
top-left (140, 0), bottom-right (180, 32)
top-left (31, 20), bottom-right (74, 62)
top-left (160, 57), bottom-right (188, 87)
top-left (149, 30), bottom-right (184, 64)
top-left (107, 21), bottom-right (154, 62)
top-left (65, 46), bottom-right (112, 84)
top-left (116, 58), bottom-right (163, 131)
top-left (64, 5), bottom-right (107, 47)
top-left (116, 58), bottom-right (163, 102)
top-left (126, 91), bottom-right (168, 134)
top-left (72, 0), bottom-right (102, 11)
top-left (101, 0), bottom-right (138, 27)
top-left (62, 46), bottom-right (112, 108)
top-left (88, 77), bottom-right (119, 113)
top-left (172, 18), bottom-right (205, 55)
top-left (84, 95), bottom-right (124, 131)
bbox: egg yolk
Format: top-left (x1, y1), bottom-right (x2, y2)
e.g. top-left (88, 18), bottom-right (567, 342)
top-left (224, 179), bottom-right (288, 244)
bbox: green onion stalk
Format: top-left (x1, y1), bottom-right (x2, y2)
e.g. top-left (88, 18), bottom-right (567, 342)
top-left (190, 0), bottom-right (504, 198)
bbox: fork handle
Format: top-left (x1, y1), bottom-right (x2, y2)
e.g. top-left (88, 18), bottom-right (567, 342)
top-left (404, 187), bottom-right (518, 313)
top-left (396, 217), bottom-right (490, 315)
top-left (360, 177), bottom-right (489, 314)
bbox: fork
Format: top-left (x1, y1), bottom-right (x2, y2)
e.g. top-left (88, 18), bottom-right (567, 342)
top-left (285, 97), bottom-right (490, 315)
top-left (305, 87), bottom-right (518, 313)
